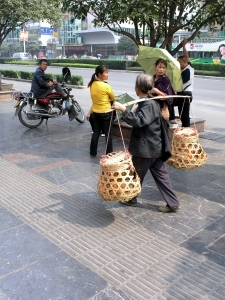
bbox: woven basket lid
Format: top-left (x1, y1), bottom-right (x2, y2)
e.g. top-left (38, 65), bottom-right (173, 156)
top-left (100, 150), bottom-right (131, 167)
top-left (173, 127), bottom-right (198, 138)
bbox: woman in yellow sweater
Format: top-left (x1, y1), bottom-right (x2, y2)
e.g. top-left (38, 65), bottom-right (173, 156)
top-left (86, 65), bottom-right (115, 158)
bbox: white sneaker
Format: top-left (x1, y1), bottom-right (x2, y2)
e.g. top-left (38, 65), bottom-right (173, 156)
top-left (101, 133), bottom-right (105, 137)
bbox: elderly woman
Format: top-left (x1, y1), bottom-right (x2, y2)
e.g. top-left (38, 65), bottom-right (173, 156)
top-left (112, 74), bottom-right (180, 213)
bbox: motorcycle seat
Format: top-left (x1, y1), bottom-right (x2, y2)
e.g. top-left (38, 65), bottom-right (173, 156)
top-left (13, 92), bottom-right (34, 99)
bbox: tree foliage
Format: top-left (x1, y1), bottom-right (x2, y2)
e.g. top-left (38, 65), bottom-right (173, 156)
top-left (25, 33), bottom-right (42, 55)
top-left (0, 41), bottom-right (22, 56)
top-left (0, 33), bottom-right (41, 57)
top-left (0, 0), bottom-right (63, 46)
top-left (117, 36), bottom-right (138, 56)
top-left (61, 0), bottom-right (225, 55)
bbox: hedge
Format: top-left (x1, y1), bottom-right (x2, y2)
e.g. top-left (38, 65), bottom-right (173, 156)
top-left (0, 69), bottom-right (84, 86)
top-left (20, 71), bottom-right (33, 80)
top-left (1, 58), bottom-right (225, 77)
top-left (51, 62), bottom-right (97, 69)
top-left (51, 58), bottom-right (134, 70)
top-left (3, 58), bottom-right (138, 70)
top-left (191, 63), bottom-right (225, 76)
top-left (3, 59), bottom-right (38, 66)
top-left (194, 70), bottom-right (222, 76)
top-left (0, 70), bottom-right (20, 78)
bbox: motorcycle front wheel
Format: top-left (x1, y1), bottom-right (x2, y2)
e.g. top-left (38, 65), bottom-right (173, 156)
top-left (73, 101), bottom-right (85, 123)
top-left (18, 102), bottom-right (44, 129)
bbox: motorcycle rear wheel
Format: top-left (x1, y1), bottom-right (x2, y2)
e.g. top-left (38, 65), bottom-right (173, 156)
top-left (18, 102), bottom-right (44, 129)
top-left (73, 101), bottom-right (85, 123)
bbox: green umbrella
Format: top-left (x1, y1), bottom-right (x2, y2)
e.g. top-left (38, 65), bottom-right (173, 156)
top-left (137, 45), bottom-right (183, 91)
top-left (114, 93), bottom-right (134, 121)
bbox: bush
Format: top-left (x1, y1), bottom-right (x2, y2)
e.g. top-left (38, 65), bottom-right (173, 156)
top-left (20, 71), bottom-right (33, 80)
top-left (54, 74), bottom-right (63, 82)
top-left (50, 73), bottom-right (83, 85)
top-left (194, 70), bottom-right (221, 76)
top-left (192, 63), bottom-right (225, 76)
top-left (71, 75), bottom-right (84, 85)
top-left (51, 63), bottom-right (97, 69)
top-left (126, 66), bottom-right (143, 71)
top-left (51, 58), bottom-right (129, 70)
top-left (220, 65), bottom-right (225, 76)
top-left (1, 70), bottom-right (20, 78)
top-left (0, 69), bottom-right (84, 86)
top-left (192, 63), bottom-right (223, 71)
top-left (4, 59), bottom-right (37, 66)
top-left (45, 73), bottom-right (55, 81)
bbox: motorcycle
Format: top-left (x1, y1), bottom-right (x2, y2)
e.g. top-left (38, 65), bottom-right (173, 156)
top-left (13, 67), bottom-right (85, 129)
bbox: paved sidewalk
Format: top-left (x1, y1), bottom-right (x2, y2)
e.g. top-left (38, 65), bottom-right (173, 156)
top-left (0, 91), bottom-right (225, 299)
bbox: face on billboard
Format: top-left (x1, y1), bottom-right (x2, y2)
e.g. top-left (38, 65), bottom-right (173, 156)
top-left (219, 45), bottom-right (225, 58)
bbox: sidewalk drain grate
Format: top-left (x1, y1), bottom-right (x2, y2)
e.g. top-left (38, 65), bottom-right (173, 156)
top-left (199, 131), bottom-right (225, 141)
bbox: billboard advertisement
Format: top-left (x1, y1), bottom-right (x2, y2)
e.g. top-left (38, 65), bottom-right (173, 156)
top-left (19, 30), bottom-right (28, 41)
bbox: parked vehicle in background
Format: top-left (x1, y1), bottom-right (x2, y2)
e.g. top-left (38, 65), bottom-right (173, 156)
top-left (56, 55), bottom-right (67, 59)
top-left (12, 52), bottom-right (30, 60)
top-left (81, 55), bottom-right (98, 59)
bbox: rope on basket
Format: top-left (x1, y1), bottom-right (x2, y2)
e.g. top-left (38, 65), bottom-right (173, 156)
top-left (104, 108), bottom-right (130, 159)
top-left (177, 97), bottom-right (196, 131)
top-left (104, 110), bottom-right (114, 155)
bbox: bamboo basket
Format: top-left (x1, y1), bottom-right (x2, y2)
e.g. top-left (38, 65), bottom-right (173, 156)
top-left (167, 127), bottom-right (207, 169)
top-left (97, 150), bottom-right (141, 202)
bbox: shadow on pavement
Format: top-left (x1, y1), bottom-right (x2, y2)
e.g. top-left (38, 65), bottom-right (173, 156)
top-left (32, 192), bottom-right (115, 228)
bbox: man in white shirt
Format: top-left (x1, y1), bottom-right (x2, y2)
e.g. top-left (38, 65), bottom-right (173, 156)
top-left (176, 40), bottom-right (194, 127)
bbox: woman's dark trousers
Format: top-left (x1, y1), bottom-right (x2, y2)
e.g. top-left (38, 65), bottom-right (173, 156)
top-left (132, 156), bottom-right (180, 209)
top-left (90, 112), bottom-right (113, 156)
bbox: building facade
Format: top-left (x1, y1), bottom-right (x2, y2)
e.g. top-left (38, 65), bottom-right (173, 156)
top-left (4, 14), bottom-right (225, 59)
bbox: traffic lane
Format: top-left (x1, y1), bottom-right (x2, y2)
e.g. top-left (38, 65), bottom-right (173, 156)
top-left (193, 104), bottom-right (225, 133)
top-left (3, 78), bottom-right (225, 134)
top-left (193, 77), bottom-right (225, 105)
top-left (0, 64), bottom-right (139, 89)
top-left (3, 74), bottom-right (224, 104)
top-left (1, 65), bottom-right (224, 102)
top-left (3, 75), bottom-right (225, 112)
top-left (1, 63), bottom-right (224, 93)
top-left (3, 68), bottom-right (225, 105)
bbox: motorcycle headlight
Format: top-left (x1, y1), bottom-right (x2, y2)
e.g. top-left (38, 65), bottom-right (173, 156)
top-left (13, 92), bottom-right (21, 100)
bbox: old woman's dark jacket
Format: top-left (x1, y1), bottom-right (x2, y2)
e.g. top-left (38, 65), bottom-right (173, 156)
top-left (121, 99), bottom-right (163, 158)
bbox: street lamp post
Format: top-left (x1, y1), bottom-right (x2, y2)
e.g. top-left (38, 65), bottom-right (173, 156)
top-left (16, 24), bottom-right (27, 52)
top-left (22, 27), bottom-right (26, 53)
top-left (62, 30), bottom-right (65, 57)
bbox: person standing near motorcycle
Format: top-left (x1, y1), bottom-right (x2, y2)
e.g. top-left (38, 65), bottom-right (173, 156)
top-left (31, 59), bottom-right (69, 100)
top-left (86, 65), bottom-right (115, 158)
